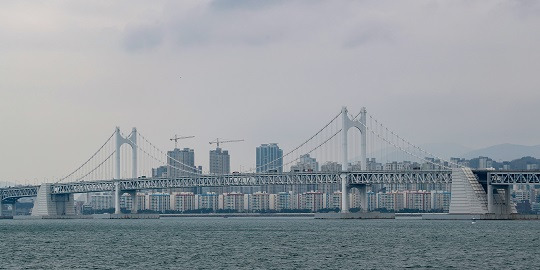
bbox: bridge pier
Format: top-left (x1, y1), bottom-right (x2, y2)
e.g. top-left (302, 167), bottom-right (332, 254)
top-left (114, 182), bottom-right (121, 214)
top-left (128, 191), bottom-right (138, 214)
top-left (504, 185), bottom-right (512, 214)
top-left (487, 183), bottom-right (493, 213)
top-left (11, 202), bottom-right (16, 216)
top-left (32, 183), bottom-right (75, 216)
top-left (341, 174), bottom-right (349, 213)
top-left (0, 200), bottom-right (3, 216)
top-left (358, 185), bottom-right (368, 213)
top-left (449, 168), bottom-right (489, 214)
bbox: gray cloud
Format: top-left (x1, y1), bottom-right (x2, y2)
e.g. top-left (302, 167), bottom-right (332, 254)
top-left (343, 23), bottom-right (397, 48)
top-left (1, 1), bottom-right (540, 183)
top-left (122, 24), bottom-right (163, 51)
top-left (209, 0), bottom-right (287, 11)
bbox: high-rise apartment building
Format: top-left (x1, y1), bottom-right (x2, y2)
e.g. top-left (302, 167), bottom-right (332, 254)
top-left (197, 192), bottom-right (219, 211)
top-left (404, 190), bottom-right (431, 211)
top-left (276, 192), bottom-right (292, 211)
top-left (167, 148), bottom-right (197, 178)
top-left (149, 193), bottom-right (171, 213)
top-left (210, 148), bottom-right (230, 174)
top-left (290, 154), bottom-right (319, 172)
top-left (250, 192), bottom-right (271, 211)
top-left (152, 165), bottom-right (168, 178)
top-left (221, 192), bottom-right (244, 211)
top-left (300, 191), bottom-right (324, 212)
top-left (350, 161), bottom-right (363, 171)
top-left (173, 192), bottom-right (196, 212)
top-left (256, 143), bottom-right (283, 173)
top-left (431, 191), bottom-right (451, 212)
top-left (326, 191), bottom-right (342, 209)
top-left (90, 192), bottom-right (113, 210)
top-left (321, 161), bottom-right (342, 172)
top-left (120, 193), bottom-right (147, 212)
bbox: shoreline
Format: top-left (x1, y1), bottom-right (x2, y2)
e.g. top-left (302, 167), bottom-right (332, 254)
top-left (160, 213), bottom-right (315, 218)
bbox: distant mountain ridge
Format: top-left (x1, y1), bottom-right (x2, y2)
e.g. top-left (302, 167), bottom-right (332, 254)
top-left (419, 143), bottom-right (473, 160)
top-left (462, 143), bottom-right (540, 161)
top-left (364, 143), bottom-right (540, 163)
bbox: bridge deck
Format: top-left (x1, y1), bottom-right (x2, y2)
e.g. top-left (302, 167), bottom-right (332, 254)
top-left (1, 170), bottom-right (451, 200)
top-left (2, 170), bottom-right (537, 201)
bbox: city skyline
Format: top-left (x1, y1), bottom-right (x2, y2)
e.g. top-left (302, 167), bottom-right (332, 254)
top-left (82, 189), bottom-right (453, 214)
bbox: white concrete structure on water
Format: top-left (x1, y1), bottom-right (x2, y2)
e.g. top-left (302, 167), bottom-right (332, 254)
top-left (449, 167), bottom-right (516, 215)
top-left (32, 183), bottom-right (75, 216)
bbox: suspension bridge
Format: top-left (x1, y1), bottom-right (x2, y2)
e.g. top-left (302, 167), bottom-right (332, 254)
top-left (1, 106), bottom-right (539, 218)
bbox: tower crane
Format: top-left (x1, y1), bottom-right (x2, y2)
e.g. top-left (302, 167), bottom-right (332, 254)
top-left (170, 134), bottom-right (195, 148)
top-left (209, 138), bottom-right (244, 149)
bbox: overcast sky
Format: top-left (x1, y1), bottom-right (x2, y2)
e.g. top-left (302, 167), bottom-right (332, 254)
top-left (1, 0), bottom-right (539, 184)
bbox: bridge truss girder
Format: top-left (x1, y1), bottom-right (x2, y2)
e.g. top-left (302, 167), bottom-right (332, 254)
top-left (489, 172), bottom-right (540, 185)
top-left (348, 171), bottom-right (452, 185)
top-left (0, 186), bottom-right (39, 202)
top-left (49, 171), bottom-right (452, 195)
top-left (1, 170), bottom-right (456, 201)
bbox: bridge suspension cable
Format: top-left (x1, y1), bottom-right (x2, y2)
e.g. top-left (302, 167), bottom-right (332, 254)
top-left (281, 128), bottom-right (343, 170)
top-left (364, 113), bottom-right (462, 169)
top-left (122, 132), bottom-right (202, 177)
top-left (136, 132), bottom-right (202, 174)
top-left (74, 151), bottom-right (116, 182)
top-left (52, 106), bottom-right (461, 184)
top-left (56, 131), bottom-right (116, 183)
top-left (246, 111), bottom-right (343, 173)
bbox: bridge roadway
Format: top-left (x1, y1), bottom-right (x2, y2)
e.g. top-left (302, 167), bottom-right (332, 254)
top-left (1, 170), bottom-right (451, 202)
top-left (2, 170), bottom-right (540, 203)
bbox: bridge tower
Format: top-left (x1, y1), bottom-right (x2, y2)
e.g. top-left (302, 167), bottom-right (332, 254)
top-left (341, 106), bottom-right (367, 213)
top-left (114, 127), bottom-right (138, 214)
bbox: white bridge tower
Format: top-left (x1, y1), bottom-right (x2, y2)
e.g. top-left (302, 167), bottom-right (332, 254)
top-left (341, 106), bottom-right (367, 213)
top-left (114, 127), bottom-right (138, 214)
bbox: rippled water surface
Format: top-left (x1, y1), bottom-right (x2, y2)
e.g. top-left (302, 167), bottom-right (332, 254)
top-left (1, 218), bottom-right (540, 269)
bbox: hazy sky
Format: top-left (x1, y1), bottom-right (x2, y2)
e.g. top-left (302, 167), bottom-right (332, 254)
top-left (1, 0), bottom-right (539, 184)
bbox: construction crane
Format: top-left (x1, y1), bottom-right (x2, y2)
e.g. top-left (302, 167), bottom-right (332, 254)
top-left (209, 138), bottom-right (244, 149)
top-left (170, 134), bottom-right (195, 148)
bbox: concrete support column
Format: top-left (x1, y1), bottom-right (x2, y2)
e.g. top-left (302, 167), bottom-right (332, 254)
top-left (11, 203), bottom-right (16, 216)
top-left (129, 191), bottom-right (138, 214)
top-left (131, 128), bottom-right (137, 179)
top-left (341, 174), bottom-right (349, 213)
top-left (0, 200), bottom-right (3, 216)
top-left (505, 185), bottom-right (512, 214)
top-left (341, 107), bottom-right (349, 214)
top-left (115, 127), bottom-right (121, 180)
top-left (487, 184), bottom-right (493, 213)
top-left (359, 185), bottom-right (368, 213)
top-left (114, 182), bottom-right (121, 214)
top-left (359, 107), bottom-right (367, 171)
